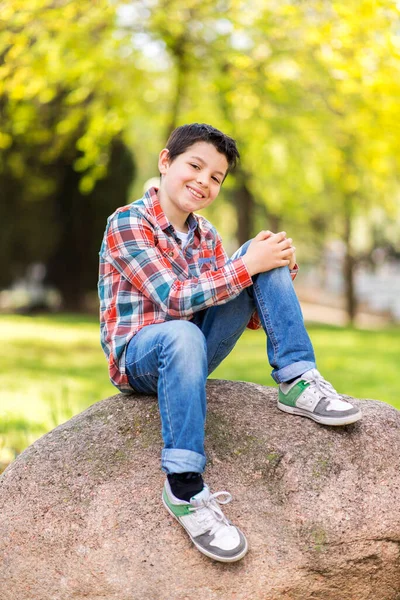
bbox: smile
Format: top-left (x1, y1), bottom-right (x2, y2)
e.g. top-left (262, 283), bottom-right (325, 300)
top-left (187, 185), bottom-right (205, 199)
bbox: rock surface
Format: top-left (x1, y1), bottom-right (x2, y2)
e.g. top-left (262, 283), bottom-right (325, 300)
top-left (0, 380), bottom-right (399, 600)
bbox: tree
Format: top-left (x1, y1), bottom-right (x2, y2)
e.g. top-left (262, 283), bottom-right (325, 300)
top-left (0, 0), bottom-right (141, 307)
top-left (198, 1), bottom-right (400, 321)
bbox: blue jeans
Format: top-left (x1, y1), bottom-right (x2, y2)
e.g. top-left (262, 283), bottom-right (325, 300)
top-left (125, 241), bottom-right (316, 475)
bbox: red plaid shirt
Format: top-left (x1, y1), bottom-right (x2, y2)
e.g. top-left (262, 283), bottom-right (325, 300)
top-left (98, 187), bottom-right (297, 393)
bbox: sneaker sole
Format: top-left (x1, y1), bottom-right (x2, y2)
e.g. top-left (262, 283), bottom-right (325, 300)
top-left (277, 402), bottom-right (362, 426)
top-left (162, 493), bottom-right (248, 563)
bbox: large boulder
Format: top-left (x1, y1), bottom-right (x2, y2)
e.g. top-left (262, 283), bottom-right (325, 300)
top-left (0, 380), bottom-right (399, 600)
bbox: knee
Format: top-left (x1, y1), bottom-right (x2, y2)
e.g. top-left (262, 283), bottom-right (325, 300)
top-left (267, 265), bottom-right (292, 282)
top-left (230, 239), bottom-right (252, 261)
top-left (159, 320), bottom-right (207, 360)
top-left (255, 264), bottom-right (293, 292)
top-left (157, 321), bottom-right (207, 383)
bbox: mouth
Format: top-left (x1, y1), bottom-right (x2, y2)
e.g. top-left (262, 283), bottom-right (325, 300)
top-left (186, 185), bottom-right (205, 200)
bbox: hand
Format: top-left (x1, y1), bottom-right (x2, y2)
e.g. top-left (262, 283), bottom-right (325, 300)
top-left (242, 230), bottom-right (296, 276)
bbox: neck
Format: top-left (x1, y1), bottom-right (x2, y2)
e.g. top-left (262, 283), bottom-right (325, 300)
top-left (157, 188), bottom-right (189, 233)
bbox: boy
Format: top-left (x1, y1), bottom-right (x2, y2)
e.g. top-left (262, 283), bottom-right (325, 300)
top-left (98, 123), bottom-right (361, 563)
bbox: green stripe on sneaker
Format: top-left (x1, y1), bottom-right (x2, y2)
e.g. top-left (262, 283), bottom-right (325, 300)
top-left (163, 489), bottom-right (193, 517)
top-left (279, 380), bottom-right (310, 407)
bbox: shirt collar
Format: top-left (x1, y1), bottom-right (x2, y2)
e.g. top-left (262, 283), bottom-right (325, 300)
top-left (144, 186), bottom-right (200, 234)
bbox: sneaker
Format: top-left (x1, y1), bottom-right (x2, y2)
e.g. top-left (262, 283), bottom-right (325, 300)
top-left (278, 368), bottom-right (362, 426)
top-left (162, 479), bottom-right (248, 562)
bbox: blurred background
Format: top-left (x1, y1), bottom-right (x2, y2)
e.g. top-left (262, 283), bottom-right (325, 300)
top-left (1, 0), bottom-right (399, 470)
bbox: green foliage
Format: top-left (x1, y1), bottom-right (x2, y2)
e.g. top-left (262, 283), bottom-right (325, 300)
top-left (140, 0), bottom-right (400, 251)
top-left (2, 1), bottom-right (400, 313)
top-left (0, 0), bottom-right (140, 190)
top-left (0, 2), bottom-right (139, 299)
top-left (138, 0), bottom-right (400, 320)
top-left (3, 0), bottom-right (400, 232)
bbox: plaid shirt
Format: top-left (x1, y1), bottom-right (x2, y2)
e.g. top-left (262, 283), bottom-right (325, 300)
top-left (98, 187), bottom-right (297, 393)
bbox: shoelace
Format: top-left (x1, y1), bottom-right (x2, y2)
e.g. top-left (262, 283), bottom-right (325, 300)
top-left (305, 370), bottom-right (341, 401)
top-left (189, 491), bottom-right (232, 535)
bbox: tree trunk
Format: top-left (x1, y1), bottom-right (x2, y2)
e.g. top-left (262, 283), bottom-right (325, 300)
top-left (45, 138), bottom-right (135, 312)
top-left (343, 198), bottom-right (357, 324)
top-left (165, 38), bottom-right (188, 139)
top-left (233, 171), bottom-right (255, 245)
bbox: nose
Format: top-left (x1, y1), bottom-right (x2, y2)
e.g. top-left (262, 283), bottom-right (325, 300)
top-left (196, 172), bottom-right (209, 188)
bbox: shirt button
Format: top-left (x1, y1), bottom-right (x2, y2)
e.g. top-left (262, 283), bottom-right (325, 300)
top-left (168, 251), bottom-right (174, 257)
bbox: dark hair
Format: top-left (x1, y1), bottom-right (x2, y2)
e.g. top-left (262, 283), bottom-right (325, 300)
top-left (165, 123), bottom-right (240, 173)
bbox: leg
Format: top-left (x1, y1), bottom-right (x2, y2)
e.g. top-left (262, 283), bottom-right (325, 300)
top-left (194, 241), bottom-right (361, 426)
top-left (192, 240), bottom-right (316, 383)
top-left (126, 320), bottom-right (248, 563)
top-left (125, 320), bottom-right (208, 474)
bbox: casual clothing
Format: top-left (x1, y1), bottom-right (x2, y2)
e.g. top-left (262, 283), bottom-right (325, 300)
top-left (174, 229), bottom-right (190, 246)
top-left (98, 187), bottom-right (297, 393)
top-left (124, 240), bottom-right (315, 474)
top-left (98, 187), bottom-right (313, 474)
top-left (98, 160), bottom-right (362, 565)
top-left (162, 479), bottom-right (248, 562)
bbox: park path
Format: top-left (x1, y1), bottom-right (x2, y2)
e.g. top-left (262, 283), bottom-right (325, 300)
top-left (300, 300), bottom-right (389, 329)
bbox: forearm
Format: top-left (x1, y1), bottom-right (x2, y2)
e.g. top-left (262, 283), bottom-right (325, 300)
top-left (105, 250), bottom-right (253, 319)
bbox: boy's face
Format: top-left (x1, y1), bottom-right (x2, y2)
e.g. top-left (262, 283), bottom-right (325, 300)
top-left (158, 141), bottom-right (229, 223)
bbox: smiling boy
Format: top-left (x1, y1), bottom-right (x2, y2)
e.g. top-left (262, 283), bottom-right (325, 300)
top-left (98, 123), bottom-right (362, 563)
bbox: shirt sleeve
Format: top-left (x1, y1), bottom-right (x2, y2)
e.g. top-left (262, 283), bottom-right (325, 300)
top-left (214, 233), bottom-right (230, 269)
top-left (102, 211), bottom-right (253, 319)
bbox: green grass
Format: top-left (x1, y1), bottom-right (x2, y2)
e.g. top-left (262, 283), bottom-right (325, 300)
top-left (212, 323), bottom-right (400, 408)
top-left (0, 313), bottom-right (399, 468)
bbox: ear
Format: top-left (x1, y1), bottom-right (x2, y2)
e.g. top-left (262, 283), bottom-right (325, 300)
top-left (158, 148), bottom-right (170, 175)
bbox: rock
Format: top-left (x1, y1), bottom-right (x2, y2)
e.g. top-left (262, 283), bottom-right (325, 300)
top-left (0, 380), bottom-right (399, 600)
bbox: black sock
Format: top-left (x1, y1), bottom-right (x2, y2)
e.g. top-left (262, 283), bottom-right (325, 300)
top-left (168, 472), bottom-right (204, 502)
top-left (285, 375), bottom-right (300, 384)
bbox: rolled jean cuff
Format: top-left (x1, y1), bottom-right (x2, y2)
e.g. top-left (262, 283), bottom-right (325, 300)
top-left (272, 360), bottom-right (316, 384)
top-left (161, 448), bottom-right (206, 475)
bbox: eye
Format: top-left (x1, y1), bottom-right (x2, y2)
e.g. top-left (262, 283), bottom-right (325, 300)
top-left (212, 176), bottom-right (221, 184)
top-left (190, 163), bottom-right (200, 170)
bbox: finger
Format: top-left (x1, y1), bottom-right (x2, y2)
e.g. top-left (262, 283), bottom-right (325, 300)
top-left (278, 238), bottom-right (293, 249)
top-left (261, 230), bottom-right (273, 239)
top-left (273, 231), bottom-right (287, 242)
top-left (254, 230), bottom-right (273, 242)
top-left (255, 230), bottom-right (272, 241)
top-left (277, 241), bottom-right (294, 254)
top-left (280, 247), bottom-right (296, 259)
top-left (279, 259), bottom-right (291, 267)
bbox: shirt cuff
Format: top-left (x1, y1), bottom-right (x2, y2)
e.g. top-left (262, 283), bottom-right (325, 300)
top-left (290, 263), bottom-right (299, 281)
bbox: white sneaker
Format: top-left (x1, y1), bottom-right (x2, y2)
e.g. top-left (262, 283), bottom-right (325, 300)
top-left (162, 479), bottom-right (248, 562)
top-left (278, 368), bottom-right (362, 426)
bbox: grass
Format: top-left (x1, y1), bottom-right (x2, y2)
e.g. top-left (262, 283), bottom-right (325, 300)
top-left (0, 313), bottom-right (399, 468)
top-left (212, 323), bottom-right (400, 408)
